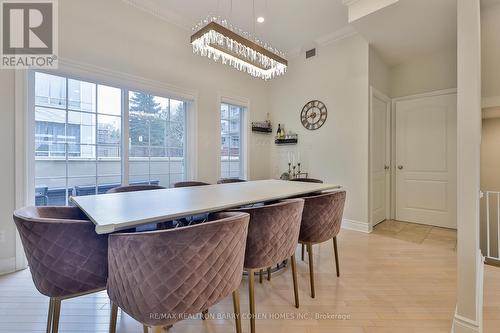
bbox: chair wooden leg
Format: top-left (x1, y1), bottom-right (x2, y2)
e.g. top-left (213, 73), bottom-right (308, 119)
top-left (301, 243), bottom-right (305, 261)
top-left (202, 309), bottom-right (208, 320)
top-left (259, 269), bottom-right (263, 283)
top-left (267, 267), bottom-right (271, 281)
top-left (109, 302), bottom-right (118, 333)
top-left (306, 243), bottom-right (315, 298)
top-left (248, 269), bottom-right (256, 333)
top-left (143, 325), bottom-right (149, 333)
top-left (51, 298), bottom-right (61, 333)
top-left (232, 289), bottom-right (242, 333)
top-left (333, 237), bottom-right (340, 277)
top-left (152, 327), bottom-right (162, 333)
top-left (290, 254), bottom-right (299, 308)
top-left (46, 298), bottom-right (54, 333)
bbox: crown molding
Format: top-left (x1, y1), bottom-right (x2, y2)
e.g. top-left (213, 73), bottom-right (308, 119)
top-left (121, 0), bottom-right (191, 32)
top-left (342, 0), bottom-right (361, 6)
top-left (315, 25), bottom-right (358, 47)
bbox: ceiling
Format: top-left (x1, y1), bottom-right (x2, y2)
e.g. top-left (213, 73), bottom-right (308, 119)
top-left (350, 0), bottom-right (457, 66)
top-left (128, 0), bottom-right (458, 66)
top-left (135, 0), bottom-right (349, 53)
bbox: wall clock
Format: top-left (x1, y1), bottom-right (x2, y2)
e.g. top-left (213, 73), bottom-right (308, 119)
top-left (300, 100), bottom-right (327, 130)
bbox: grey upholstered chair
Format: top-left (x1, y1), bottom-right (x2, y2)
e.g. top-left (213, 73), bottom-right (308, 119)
top-left (232, 199), bottom-right (304, 333)
top-left (217, 178), bottom-right (247, 184)
top-left (290, 178), bottom-right (324, 183)
top-left (173, 181), bottom-right (210, 188)
top-left (106, 184), bottom-right (165, 193)
top-left (107, 212), bottom-right (250, 333)
top-left (13, 206), bottom-right (115, 333)
top-left (298, 191), bottom-right (346, 298)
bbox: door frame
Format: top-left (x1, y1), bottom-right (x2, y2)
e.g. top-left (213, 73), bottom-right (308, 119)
top-left (369, 87), bottom-right (392, 228)
top-left (391, 88), bottom-right (457, 222)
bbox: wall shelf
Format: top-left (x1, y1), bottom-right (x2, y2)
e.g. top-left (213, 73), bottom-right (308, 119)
top-left (275, 138), bottom-right (298, 145)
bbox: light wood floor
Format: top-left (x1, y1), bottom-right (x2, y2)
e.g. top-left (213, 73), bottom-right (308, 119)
top-left (0, 220), bottom-right (462, 333)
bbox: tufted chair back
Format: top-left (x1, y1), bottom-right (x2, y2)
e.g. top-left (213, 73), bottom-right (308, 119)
top-left (173, 181), bottom-right (210, 188)
top-left (233, 199), bottom-right (304, 270)
top-left (13, 206), bottom-right (108, 298)
top-left (217, 178), bottom-right (247, 184)
top-left (299, 191), bottom-right (346, 244)
top-left (106, 184), bottom-right (165, 193)
top-left (106, 212), bottom-right (249, 327)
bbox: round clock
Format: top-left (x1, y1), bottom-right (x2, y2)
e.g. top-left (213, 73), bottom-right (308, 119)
top-left (300, 100), bottom-right (327, 130)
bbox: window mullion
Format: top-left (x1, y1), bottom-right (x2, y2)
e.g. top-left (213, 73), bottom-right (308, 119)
top-left (94, 83), bottom-right (98, 194)
top-left (64, 78), bottom-right (69, 205)
top-left (122, 89), bottom-right (130, 185)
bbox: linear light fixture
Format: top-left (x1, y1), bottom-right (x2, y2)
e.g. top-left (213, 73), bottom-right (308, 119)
top-left (190, 17), bottom-right (288, 80)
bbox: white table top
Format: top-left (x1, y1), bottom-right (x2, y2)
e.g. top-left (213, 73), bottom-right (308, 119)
top-left (70, 179), bottom-right (342, 234)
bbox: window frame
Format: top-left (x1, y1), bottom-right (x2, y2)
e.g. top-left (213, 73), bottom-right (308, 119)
top-left (24, 64), bottom-right (197, 206)
top-left (219, 96), bottom-right (249, 180)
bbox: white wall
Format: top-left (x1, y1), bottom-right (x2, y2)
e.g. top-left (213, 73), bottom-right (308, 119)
top-left (268, 35), bottom-right (370, 229)
top-left (453, 0), bottom-right (483, 331)
top-left (390, 47), bottom-right (457, 98)
top-left (0, 0), bottom-right (274, 273)
top-left (369, 47), bottom-right (391, 96)
top-left (482, 1), bottom-right (500, 99)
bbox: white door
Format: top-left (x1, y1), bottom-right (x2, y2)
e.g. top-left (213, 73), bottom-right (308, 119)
top-left (370, 89), bottom-right (391, 226)
top-left (395, 93), bottom-right (457, 229)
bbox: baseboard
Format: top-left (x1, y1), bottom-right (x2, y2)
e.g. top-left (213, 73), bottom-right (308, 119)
top-left (342, 219), bottom-right (372, 233)
top-left (0, 257), bottom-right (16, 276)
top-left (451, 310), bottom-right (481, 333)
top-left (451, 250), bottom-right (484, 333)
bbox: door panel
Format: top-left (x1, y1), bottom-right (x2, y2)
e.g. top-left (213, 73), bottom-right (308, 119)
top-left (395, 93), bottom-right (457, 229)
top-left (371, 91), bottom-right (390, 225)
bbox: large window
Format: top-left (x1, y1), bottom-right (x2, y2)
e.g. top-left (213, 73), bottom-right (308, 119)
top-left (33, 72), bottom-right (188, 206)
top-left (128, 91), bottom-right (186, 188)
top-left (220, 102), bottom-right (245, 179)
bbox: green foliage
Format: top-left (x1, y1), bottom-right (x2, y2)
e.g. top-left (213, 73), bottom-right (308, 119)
top-left (129, 92), bottom-right (185, 157)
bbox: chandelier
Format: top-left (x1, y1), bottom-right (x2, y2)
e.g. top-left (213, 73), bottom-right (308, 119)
top-left (190, 17), bottom-right (288, 80)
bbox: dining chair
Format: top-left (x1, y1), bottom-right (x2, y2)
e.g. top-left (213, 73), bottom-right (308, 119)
top-left (298, 190), bottom-right (346, 298)
top-left (173, 181), bottom-right (210, 187)
top-left (106, 184), bottom-right (172, 230)
top-left (107, 212), bottom-right (250, 333)
top-left (290, 178), bottom-right (324, 183)
top-left (290, 178), bottom-right (324, 259)
top-left (106, 184), bottom-right (165, 193)
top-left (217, 178), bottom-right (247, 184)
top-left (13, 206), bottom-right (114, 333)
top-left (232, 199), bottom-right (304, 333)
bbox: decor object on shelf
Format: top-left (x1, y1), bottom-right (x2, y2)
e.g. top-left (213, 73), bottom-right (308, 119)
top-left (284, 152), bottom-right (309, 179)
top-left (190, 16), bottom-right (288, 80)
top-left (252, 120), bottom-right (272, 133)
top-left (275, 132), bottom-right (298, 145)
top-left (300, 100), bottom-right (328, 130)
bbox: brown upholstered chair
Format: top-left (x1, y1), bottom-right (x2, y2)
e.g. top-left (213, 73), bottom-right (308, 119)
top-left (13, 206), bottom-right (115, 333)
top-left (107, 212), bottom-right (250, 333)
top-left (298, 191), bottom-right (346, 298)
top-left (232, 199), bottom-right (304, 333)
top-left (290, 178), bottom-right (324, 183)
top-left (106, 184), bottom-right (171, 230)
top-left (217, 178), bottom-right (247, 184)
top-left (106, 184), bottom-right (165, 193)
top-left (173, 181), bottom-right (210, 188)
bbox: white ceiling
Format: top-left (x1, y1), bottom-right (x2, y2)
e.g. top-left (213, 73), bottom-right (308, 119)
top-left (350, 0), bottom-right (457, 66)
top-left (127, 0), bottom-right (458, 66)
top-left (136, 0), bottom-right (349, 53)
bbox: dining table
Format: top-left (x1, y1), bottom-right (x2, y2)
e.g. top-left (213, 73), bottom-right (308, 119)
top-left (70, 179), bottom-right (342, 234)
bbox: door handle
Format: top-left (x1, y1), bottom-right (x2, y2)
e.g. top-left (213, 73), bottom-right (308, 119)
top-left (384, 165), bottom-right (390, 170)
top-left (398, 165), bottom-right (403, 170)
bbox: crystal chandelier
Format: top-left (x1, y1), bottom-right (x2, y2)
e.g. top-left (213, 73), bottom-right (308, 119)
top-left (190, 16), bottom-right (288, 80)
